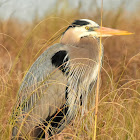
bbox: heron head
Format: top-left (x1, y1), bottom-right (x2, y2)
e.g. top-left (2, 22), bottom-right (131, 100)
top-left (63, 19), bottom-right (133, 38)
top-left (61, 19), bottom-right (133, 45)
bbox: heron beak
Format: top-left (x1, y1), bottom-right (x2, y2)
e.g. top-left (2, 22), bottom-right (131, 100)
top-left (95, 27), bottom-right (133, 37)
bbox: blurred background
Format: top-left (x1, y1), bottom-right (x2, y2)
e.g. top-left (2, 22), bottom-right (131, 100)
top-left (0, 0), bottom-right (140, 139)
top-left (0, 0), bottom-right (139, 22)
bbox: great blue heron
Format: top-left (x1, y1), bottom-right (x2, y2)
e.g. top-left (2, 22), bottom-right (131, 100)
top-left (12, 19), bottom-right (131, 139)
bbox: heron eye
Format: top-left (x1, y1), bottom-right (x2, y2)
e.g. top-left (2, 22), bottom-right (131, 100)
top-left (85, 26), bottom-right (89, 30)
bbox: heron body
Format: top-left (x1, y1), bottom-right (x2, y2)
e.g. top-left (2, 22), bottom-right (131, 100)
top-left (12, 19), bottom-right (131, 139)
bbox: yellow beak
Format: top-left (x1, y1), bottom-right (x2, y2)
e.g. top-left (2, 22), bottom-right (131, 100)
top-left (95, 27), bottom-right (133, 37)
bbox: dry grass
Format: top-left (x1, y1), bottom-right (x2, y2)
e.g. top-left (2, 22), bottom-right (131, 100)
top-left (0, 5), bottom-right (140, 140)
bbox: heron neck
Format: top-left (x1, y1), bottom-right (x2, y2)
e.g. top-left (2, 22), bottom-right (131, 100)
top-left (61, 29), bottom-right (80, 45)
top-left (61, 31), bottom-right (103, 62)
top-left (78, 37), bottom-right (103, 60)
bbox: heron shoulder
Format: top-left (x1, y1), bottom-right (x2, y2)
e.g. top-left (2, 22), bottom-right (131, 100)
top-left (18, 43), bottom-right (69, 94)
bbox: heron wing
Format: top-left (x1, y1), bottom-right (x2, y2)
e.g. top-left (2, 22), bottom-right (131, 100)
top-left (14, 43), bottom-right (70, 124)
